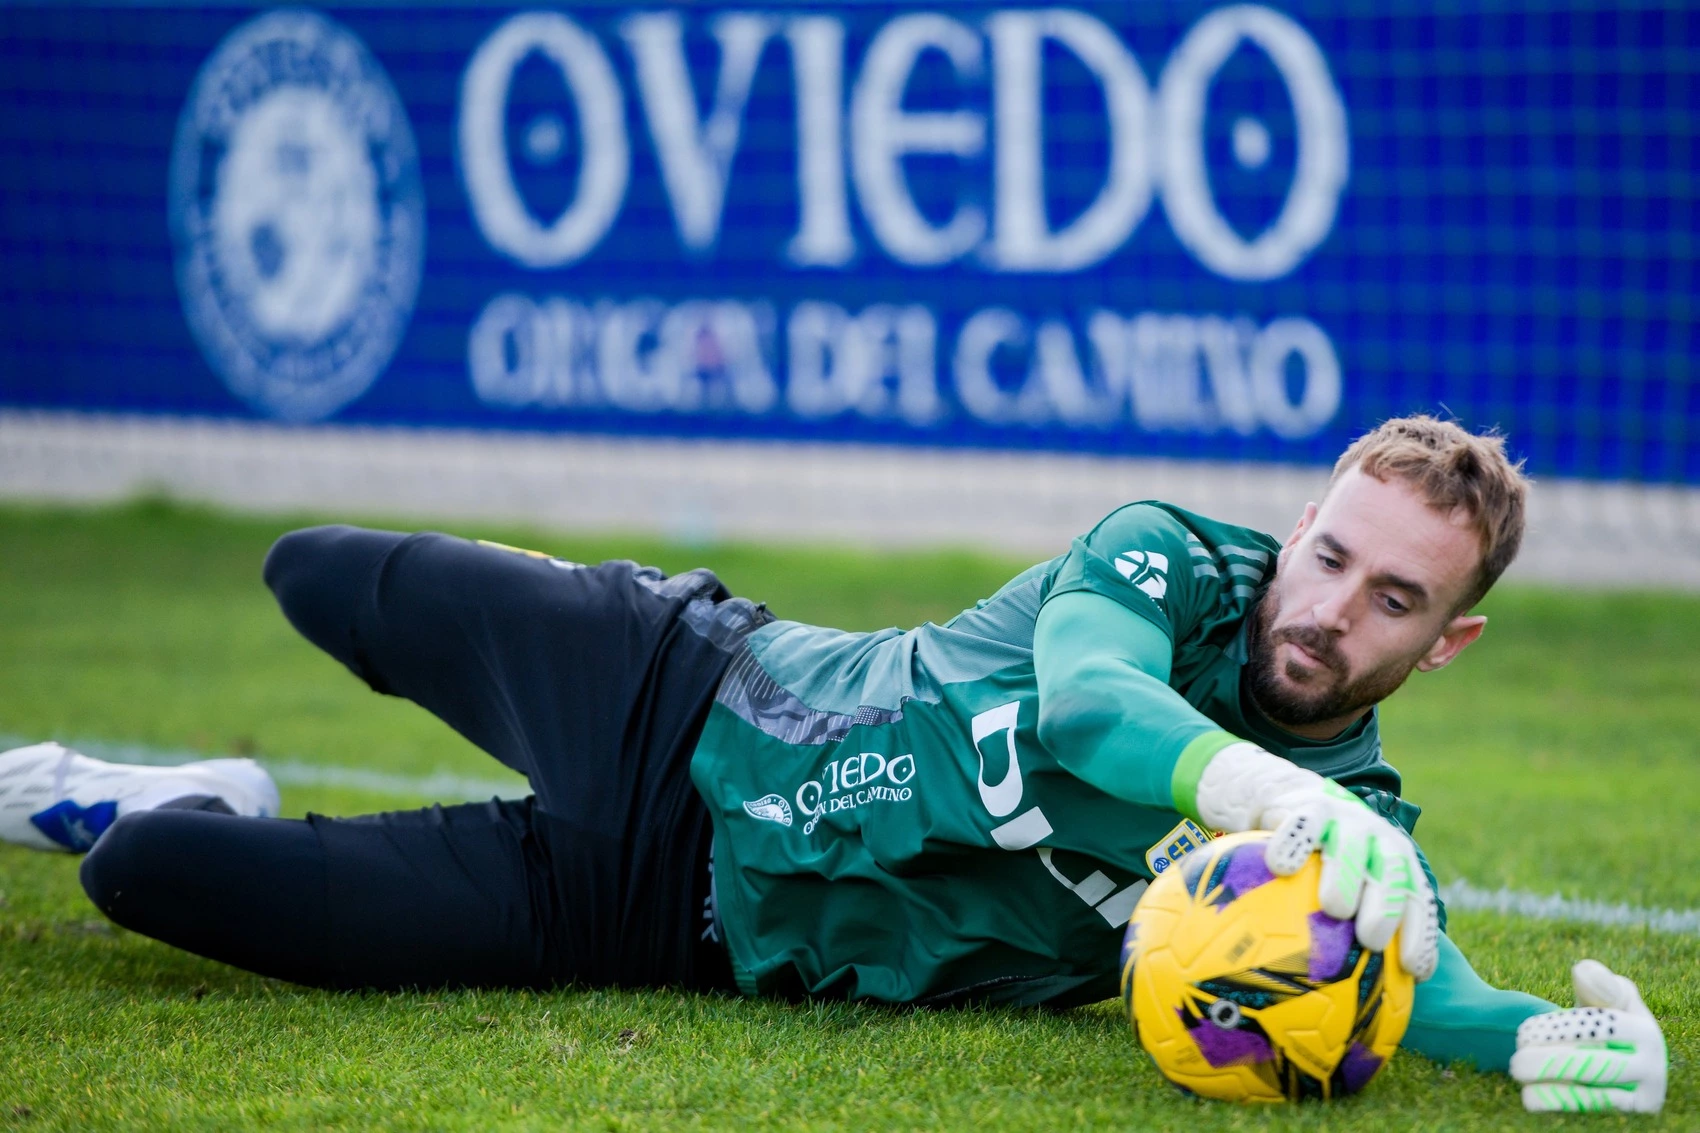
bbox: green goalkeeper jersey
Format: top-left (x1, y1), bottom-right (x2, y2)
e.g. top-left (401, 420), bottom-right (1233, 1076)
top-left (690, 501), bottom-right (1428, 1007)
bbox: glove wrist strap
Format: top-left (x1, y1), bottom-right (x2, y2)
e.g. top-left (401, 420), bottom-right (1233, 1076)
top-left (1169, 731), bottom-right (1240, 823)
top-left (1190, 741), bottom-right (1325, 832)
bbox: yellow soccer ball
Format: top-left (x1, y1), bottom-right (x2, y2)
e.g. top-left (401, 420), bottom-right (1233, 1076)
top-left (1119, 831), bottom-right (1414, 1103)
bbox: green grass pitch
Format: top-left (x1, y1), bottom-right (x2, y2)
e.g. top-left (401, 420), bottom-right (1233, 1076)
top-left (0, 501), bottom-right (1694, 1131)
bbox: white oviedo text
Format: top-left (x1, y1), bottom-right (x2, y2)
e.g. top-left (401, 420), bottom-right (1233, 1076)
top-left (458, 5), bottom-right (1347, 280)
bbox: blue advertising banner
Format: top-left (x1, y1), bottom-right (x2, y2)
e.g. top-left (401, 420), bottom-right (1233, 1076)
top-left (1, 2), bottom-right (1695, 481)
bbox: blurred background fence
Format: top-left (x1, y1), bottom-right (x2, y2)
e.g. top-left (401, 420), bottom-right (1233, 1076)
top-left (1, 1), bottom-right (1695, 583)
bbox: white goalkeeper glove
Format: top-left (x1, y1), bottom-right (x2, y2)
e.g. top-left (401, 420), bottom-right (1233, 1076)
top-left (1512, 960), bottom-right (1666, 1114)
top-left (1192, 742), bottom-right (1441, 980)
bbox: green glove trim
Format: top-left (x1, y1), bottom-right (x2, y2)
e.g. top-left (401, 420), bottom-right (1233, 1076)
top-left (1321, 778), bottom-right (1364, 806)
top-left (1169, 730), bottom-right (1241, 825)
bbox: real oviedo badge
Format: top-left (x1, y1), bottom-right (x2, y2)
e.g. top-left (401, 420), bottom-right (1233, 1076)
top-left (169, 9), bottom-right (425, 421)
top-left (1145, 817), bottom-right (1213, 877)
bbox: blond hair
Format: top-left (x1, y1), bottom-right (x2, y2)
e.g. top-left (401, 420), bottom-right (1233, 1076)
top-left (1331, 416), bottom-right (1530, 611)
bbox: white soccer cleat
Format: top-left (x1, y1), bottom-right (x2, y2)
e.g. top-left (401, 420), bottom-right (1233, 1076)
top-left (0, 741), bottom-right (280, 852)
top-left (1512, 960), bottom-right (1667, 1115)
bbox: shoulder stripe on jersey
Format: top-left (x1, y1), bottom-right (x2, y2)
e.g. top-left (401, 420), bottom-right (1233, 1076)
top-left (716, 646), bottom-right (904, 746)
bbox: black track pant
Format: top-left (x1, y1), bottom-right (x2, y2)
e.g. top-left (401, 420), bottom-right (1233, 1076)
top-left (79, 526), bottom-right (767, 992)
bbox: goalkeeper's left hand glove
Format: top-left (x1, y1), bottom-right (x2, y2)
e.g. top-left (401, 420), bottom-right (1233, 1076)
top-left (1512, 960), bottom-right (1666, 1115)
top-left (1190, 741), bottom-right (1441, 980)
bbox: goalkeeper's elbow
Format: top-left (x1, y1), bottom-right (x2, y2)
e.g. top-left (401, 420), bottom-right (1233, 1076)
top-left (1034, 679), bottom-right (1116, 766)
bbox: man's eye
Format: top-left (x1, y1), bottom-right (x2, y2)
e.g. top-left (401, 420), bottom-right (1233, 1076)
top-left (1382, 595), bottom-right (1408, 614)
top-left (1318, 553), bottom-right (1341, 570)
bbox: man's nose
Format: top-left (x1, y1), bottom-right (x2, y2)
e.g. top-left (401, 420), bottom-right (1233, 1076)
top-left (1311, 588), bottom-right (1353, 633)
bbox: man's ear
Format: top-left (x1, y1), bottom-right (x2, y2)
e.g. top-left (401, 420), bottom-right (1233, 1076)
top-left (1281, 502), bottom-right (1319, 557)
top-left (1417, 614), bottom-right (1487, 672)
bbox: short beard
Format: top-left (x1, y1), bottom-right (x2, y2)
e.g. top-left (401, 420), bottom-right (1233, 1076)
top-left (1244, 590), bottom-right (1420, 731)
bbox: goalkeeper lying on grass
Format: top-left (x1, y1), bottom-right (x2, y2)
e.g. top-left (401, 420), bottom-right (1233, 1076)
top-left (0, 415), bottom-right (1666, 1113)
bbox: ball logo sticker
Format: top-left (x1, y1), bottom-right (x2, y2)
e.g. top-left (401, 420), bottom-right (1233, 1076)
top-left (169, 10), bottom-right (425, 421)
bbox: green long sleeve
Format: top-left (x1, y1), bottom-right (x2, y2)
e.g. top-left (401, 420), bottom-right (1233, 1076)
top-left (1401, 934), bottom-right (1557, 1073)
top-left (1033, 590), bottom-right (1238, 812)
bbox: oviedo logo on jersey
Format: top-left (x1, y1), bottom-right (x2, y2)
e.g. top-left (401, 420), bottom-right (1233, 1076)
top-left (169, 10), bottom-right (425, 421)
top-left (749, 751), bottom-right (918, 836)
top-left (1145, 817), bottom-right (1213, 875)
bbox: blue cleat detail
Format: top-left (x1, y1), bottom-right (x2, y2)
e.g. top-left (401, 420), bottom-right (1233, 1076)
top-left (29, 798), bottom-right (119, 851)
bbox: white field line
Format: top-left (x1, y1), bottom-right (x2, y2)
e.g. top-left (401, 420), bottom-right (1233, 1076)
top-left (1438, 880), bottom-right (1700, 937)
top-left (0, 735), bottom-right (528, 802)
top-left (264, 759), bottom-right (527, 802)
top-left (7, 734), bottom-right (1698, 937)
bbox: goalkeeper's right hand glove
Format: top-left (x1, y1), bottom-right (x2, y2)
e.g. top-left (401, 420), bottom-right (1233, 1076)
top-left (1513, 960), bottom-right (1667, 1115)
top-left (1190, 742), bottom-right (1441, 980)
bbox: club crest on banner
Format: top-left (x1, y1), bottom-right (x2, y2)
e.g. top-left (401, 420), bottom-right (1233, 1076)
top-left (169, 9), bottom-right (425, 421)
